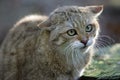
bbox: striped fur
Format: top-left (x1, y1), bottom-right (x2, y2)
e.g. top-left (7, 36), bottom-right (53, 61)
top-left (0, 6), bottom-right (103, 80)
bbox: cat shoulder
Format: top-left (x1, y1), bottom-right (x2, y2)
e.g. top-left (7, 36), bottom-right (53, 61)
top-left (16, 15), bottom-right (47, 26)
top-left (1, 15), bottom-right (48, 51)
top-left (13, 14), bottom-right (48, 31)
top-left (4, 14), bottom-right (48, 39)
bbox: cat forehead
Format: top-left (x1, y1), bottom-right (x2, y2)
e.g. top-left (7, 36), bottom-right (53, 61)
top-left (50, 6), bottom-right (90, 18)
top-left (49, 6), bottom-right (95, 25)
top-left (51, 6), bottom-right (87, 14)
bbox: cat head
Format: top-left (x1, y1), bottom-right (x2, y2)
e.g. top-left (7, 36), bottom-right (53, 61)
top-left (38, 5), bottom-right (103, 52)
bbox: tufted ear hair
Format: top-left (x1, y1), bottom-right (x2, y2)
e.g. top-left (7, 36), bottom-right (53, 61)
top-left (87, 5), bottom-right (103, 17)
top-left (37, 18), bottom-right (54, 31)
top-left (37, 19), bottom-right (51, 27)
top-left (37, 18), bottom-right (60, 41)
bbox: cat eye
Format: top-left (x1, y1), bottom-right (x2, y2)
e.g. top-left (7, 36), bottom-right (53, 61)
top-left (85, 24), bottom-right (93, 32)
top-left (67, 29), bottom-right (77, 36)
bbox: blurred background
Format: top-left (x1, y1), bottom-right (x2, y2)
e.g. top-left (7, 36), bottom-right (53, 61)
top-left (0, 0), bottom-right (120, 78)
top-left (0, 0), bottom-right (120, 45)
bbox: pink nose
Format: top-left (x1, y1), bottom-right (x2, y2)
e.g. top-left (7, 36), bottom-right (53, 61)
top-left (81, 40), bottom-right (88, 45)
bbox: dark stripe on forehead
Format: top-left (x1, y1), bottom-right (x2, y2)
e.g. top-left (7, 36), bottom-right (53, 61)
top-left (52, 7), bottom-right (88, 29)
top-left (69, 14), bottom-right (86, 29)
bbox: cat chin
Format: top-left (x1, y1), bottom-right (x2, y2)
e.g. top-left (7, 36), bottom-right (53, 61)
top-left (80, 46), bottom-right (88, 51)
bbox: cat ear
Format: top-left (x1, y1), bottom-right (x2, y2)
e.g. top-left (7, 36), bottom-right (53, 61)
top-left (37, 18), bottom-right (52, 31)
top-left (87, 5), bottom-right (103, 17)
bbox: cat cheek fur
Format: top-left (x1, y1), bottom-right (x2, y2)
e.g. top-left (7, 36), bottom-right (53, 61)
top-left (53, 37), bottom-right (66, 45)
top-left (49, 31), bottom-right (68, 46)
top-left (86, 37), bottom-right (94, 46)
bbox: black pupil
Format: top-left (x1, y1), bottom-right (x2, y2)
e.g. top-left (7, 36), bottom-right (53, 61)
top-left (67, 29), bottom-right (77, 36)
top-left (86, 24), bottom-right (93, 32)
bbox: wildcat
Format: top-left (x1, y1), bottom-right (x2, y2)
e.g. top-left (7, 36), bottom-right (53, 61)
top-left (0, 5), bottom-right (103, 80)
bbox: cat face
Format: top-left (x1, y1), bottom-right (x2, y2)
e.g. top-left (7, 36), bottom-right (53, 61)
top-left (38, 5), bottom-right (103, 75)
top-left (50, 21), bottom-right (98, 50)
top-left (39, 5), bottom-right (103, 52)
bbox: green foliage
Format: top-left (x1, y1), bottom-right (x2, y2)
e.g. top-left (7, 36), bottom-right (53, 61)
top-left (84, 44), bottom-right (120, 78)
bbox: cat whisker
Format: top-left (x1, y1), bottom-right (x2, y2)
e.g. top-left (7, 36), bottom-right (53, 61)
top-left (96, 42), bottom-right (108, 47)
top-left (65, 43), bottom-right (87, 69)
top-left (95, 36), bottom-right (113, 47)
top-left (97, 40), bottom-right (112, 46)
top-left (96, 35), bottom-right (115, 45)
top-left (93, 42), bottom-right (111, 60)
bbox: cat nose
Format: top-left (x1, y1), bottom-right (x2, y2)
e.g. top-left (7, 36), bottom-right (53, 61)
top-left (81, 40), bottom-right (88, 45)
